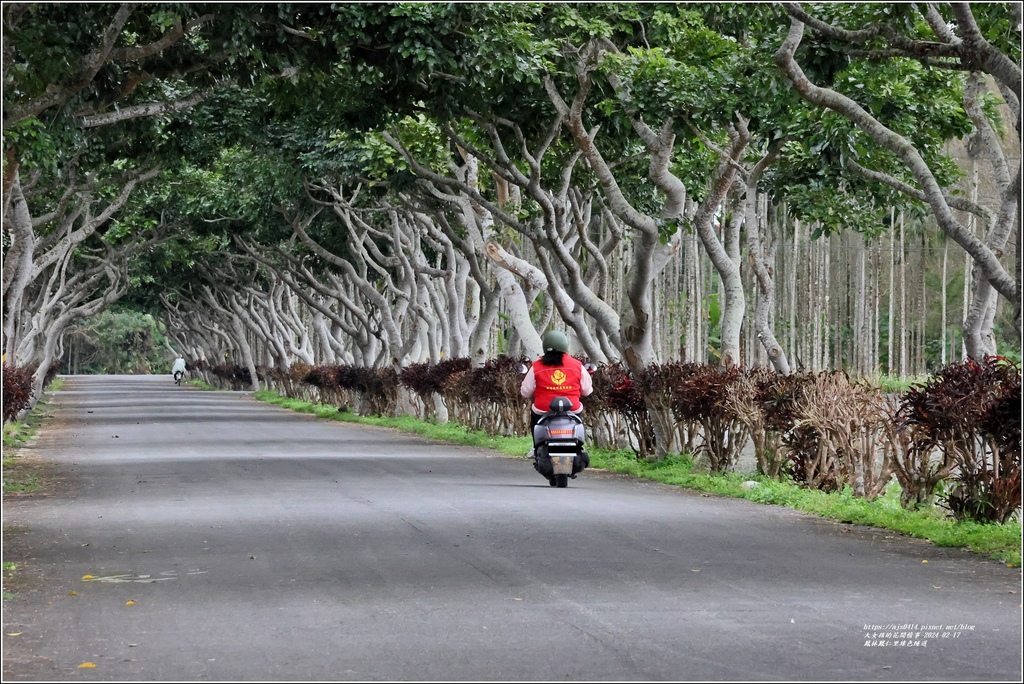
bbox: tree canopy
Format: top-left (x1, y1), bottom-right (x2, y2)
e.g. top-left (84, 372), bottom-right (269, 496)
top-left (3, 2), bottom-right (1019, 399)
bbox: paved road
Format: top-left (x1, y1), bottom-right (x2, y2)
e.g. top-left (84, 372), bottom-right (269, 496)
top-left (2, 375), bottom-right (1020, 681)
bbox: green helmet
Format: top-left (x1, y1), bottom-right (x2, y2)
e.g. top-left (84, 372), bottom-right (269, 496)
top-left (542, 330), bottom-right (569, 353)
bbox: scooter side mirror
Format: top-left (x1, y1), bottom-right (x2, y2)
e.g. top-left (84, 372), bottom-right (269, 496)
top-left (584, 363), bottom-right (597, 374)
top-left (515, 363), bottom-right (529, 374)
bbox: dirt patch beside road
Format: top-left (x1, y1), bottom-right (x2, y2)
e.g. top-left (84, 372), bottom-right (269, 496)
top-left (3, 408), bottom-right (81, 681)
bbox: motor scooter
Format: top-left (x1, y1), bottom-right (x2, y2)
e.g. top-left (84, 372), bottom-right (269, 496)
top-left (518, 363), bottom-right (595, 488)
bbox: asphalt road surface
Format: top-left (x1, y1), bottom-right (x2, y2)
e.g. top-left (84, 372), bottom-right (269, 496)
top-left (2, 375), bottom-right (1021, 681)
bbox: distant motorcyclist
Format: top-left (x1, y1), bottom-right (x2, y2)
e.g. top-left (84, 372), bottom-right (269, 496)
top-left (171, 355), bottom-right (186, 383)
top-left (520, 330), bottom-right (593, 432)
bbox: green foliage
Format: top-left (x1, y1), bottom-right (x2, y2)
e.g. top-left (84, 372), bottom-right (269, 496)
top-left (2, 118), bottom-right (60, 172)
top-left (65, 309), bottom-right (168, 375)
top-left (873, 373), bottom-right (930, 393)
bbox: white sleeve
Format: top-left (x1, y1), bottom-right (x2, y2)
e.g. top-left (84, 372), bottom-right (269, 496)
top-left (580, 365), bottom-right (593, 396)
top-left (520, 368), bottom-right (536, 399)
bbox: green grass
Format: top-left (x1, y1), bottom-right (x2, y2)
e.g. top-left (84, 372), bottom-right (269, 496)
top-left (252, 389), bottom-right (1022, 567)
top-left (186, 378), bottom-right (219, 391)
top-left (871, 373), bottom-right (930, 393)
top-left (3, 381), bottom-right (61, 492)
top-left (2, 402), bottom-right (52, 450)
top-left (2, 421), bottom-right (34, 450)
top-left (1, 469), bottom-right (41, 493)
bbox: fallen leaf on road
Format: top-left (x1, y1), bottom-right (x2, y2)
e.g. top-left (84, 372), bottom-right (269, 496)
top-left (82, 575), bottom-right (94, 580)
top-left (7, 632), bottom-right (22, 636)
top-left (922, 560), bottom-right (928, 563)
top-left (933, 586), bottom-right (942, 589)
top-left (691, 569), bottom-right (701, 572)
top-left (125, 600), bottom-right (135, 606)
top-left (77, 662), bottom-right (96, 669)
top-left (68, 591), bottom-right (77, 596)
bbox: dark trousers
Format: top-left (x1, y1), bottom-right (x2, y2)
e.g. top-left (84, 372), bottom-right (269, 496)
top-left (529, 411), bottom-right (542, 446)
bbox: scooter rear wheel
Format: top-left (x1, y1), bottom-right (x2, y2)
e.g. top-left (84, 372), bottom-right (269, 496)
top-left (555, 473), bottom-right (569, 488)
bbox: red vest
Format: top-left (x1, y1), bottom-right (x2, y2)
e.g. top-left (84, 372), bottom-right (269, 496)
top-left (532, 357), bottom-right (584, 413)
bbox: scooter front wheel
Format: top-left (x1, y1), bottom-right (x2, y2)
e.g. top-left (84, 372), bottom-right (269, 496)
top-left (555, 473), bottom-right (569, 488)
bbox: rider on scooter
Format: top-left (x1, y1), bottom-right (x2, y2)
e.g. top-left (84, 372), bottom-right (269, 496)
top-left (520, 330), bottom-right (593, 433)
top-left (171, 354), bottom-right (186, 381)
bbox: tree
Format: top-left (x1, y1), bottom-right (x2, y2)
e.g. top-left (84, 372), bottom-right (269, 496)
top-left (775, 2), bottom-right (1020, 359)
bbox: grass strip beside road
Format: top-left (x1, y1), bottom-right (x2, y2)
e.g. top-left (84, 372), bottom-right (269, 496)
top-left (2, 379), bottom-right (64, 493)
top-left (252, 390), bottom-right (1021, 568)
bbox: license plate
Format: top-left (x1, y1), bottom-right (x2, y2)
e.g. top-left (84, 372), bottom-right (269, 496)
top-left (550, 454), bottom-right (574, 475)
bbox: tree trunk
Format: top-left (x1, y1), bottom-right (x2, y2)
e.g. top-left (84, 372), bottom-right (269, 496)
top-left (744, 155), bottom-right (790, 373)
top-left (887, 209), bottom-right (896, 372)
top-left (899, 212), bottom-right (908, 376)
top-left (2, 173), bottom-right (36, 361)
top-left (941, 238), bottom-right (949, 365)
